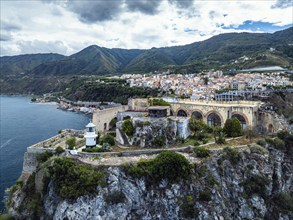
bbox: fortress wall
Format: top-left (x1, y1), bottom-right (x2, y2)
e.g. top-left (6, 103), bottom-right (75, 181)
top-left (93, 105), bottom-right (128, 133)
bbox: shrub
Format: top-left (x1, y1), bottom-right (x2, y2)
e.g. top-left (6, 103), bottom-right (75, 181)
top-left (48, 157), bottom-right (105, 200)
top-left (277, 130), bottom-right (289, 140)
top-left (126, 151), bottom-right (192, 183)
top-left (199, 189), bottom-right (212, 202)
top-left (194, 146), bottom-right (209, 158)
top-left (122, 119), bottom-right (134, 137)
top-left (36, 151), bottom-right (54, 163)
top-left (100, 134), bottom-right (115, 146)
top-left (151, 151), bottom-right (192, 182)
top-left (240, 175), bottom-right (270, 198)
top-left (66, 137), bottom-right (76, 150)
top-left (265, 138), bottom-right (285, 150)
top-left (105, 191), bottom-right (126, 205)
top-left (55, 146), bottom-right (65, 154)
top-left (202, 139), bottom-right (208, 144)
top-left (256, 139), bottom-right (266, 147)
top-left (194, 141), bottom-right (200, 146)
top-left (123, 116), bottom-right (131, 121)
top-left (109, 117), bottom-right (117, 128)
top-left (149, 98), bottom-right (170, 106)
top-left (58, 130), bottom-right (62, 134)
top-left (178, 137), bottom-right (186, 144)
top-left (153, 136), bottom-right (166, 147)
top-left (223, 147), bottom-right (239, 165)
top-left (0, 214), bottom-right (14, 220)
top-left (274, 192), bottom-right (293, 213)
top-left (180, 195), bottom-right (198, 219)
top-left (143, 121), bottom-right (151, 126)
top-left (249, 144), bottom-right (268, 155)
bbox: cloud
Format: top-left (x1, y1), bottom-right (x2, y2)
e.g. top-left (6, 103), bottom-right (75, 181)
top-left (1, 21), bottom-right (21, 31)
top-left (271, 0), bottom-right (293, 9)
top-left (126, 0), bottom-right (162, 15)
top-left (0, 33), bottom-right (13, 41)
top-left (168, 0), bottom-right (194, 8)
top-left (66, 0), bottom-right (123, 23)
top-left (15, 40), bottom-right (69, 55)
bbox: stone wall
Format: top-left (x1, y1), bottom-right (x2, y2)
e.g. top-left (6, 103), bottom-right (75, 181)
top-left (93, 105), bottom-right (128, 133)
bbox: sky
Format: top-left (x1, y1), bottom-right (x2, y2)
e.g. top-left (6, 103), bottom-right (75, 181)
top-left (0, 0), bottom-right (292, 56)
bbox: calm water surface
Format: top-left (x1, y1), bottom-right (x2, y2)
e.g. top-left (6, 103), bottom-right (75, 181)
top-left (0, 96), bottom-right (89, 211)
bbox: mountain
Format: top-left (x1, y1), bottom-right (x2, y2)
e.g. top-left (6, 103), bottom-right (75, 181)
top-left (0, 53), bottom-right (65, 76)
top-left (1, 27), bottom-right (292, 76)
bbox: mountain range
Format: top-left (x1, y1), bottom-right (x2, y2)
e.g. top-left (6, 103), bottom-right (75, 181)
top-left (1, 27), bottom-right (292, 76)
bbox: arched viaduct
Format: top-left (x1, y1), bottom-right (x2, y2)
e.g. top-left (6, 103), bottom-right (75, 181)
top-left (169, 99), bottom-right (262, 128)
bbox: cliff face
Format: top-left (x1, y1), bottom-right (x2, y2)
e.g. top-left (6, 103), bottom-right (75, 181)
top-left (8, 141), bottom-right (293, 220)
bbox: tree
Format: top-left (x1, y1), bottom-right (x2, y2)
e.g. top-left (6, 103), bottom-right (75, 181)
top-left (223, 118), bottom-right (243, 137)
top-left (231, 118), bottom-right (243, 137)
top-left (213, 126), bottom-right (226, 144)
top-left (122, 119), bottom-right (134, 137)
top-left (66, 137), bottom-right (76, 150)
top-left (100, 134), bottom-right (115, 146)
top-left (244, 126), bottom-right (257, 143)
top-left (223, 118), bottom-right (233, 137)
top-left (189, 116), bottom-right (207, 140)
top-left (203, 77), bottom-right (209, 85)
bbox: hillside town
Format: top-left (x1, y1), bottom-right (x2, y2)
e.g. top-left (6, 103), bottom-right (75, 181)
top-left (116, 70), bottom-right (292, 100)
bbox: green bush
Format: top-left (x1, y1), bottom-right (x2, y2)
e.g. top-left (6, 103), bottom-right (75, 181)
top-left (149, 98), bottom-right (170, 106)
top-left (0, 214), bottom-right (14, 220)
top-left (100, 134), bottom-right (115, 146)
top-left (126, 151), bottom-right (192, 183)
top-left (265, 138), bottom-right (285, 150)
top-left (180, 196), bottom-right (198, 219)
top-left (48, 157), bottom-right (105, 199)
top-left (194, 146), bottom-right (209, 158)
top-left (36, 151), bottom-right (54, 163)
top-left (249, 144), bottom-right (268, 155)
top-left (223, 147), bottom-right (239, 165)
top-left (274, 192), bottom-right (293, 213)
top-left (66, 137), bottom-right (76, 150)
top-left (223, 118), bottom-right (243, 137)
top-left (151, 151), bottom-right (192, 182)
top-left (240, 175), bottom-right (270, 198)
top-left (194, 141), bottom-right (200, 146)
top-left (256, 139), bottom-right (266, 147)
top-left (55, 146), bottom-right (65, 154)
top-left (105, 191), bottom-right (126, 205)
top-left (277, 130), bottom-right (289, 140)
top-left (122, 119), bottom-right (134, 137)
top-left (82, 144), bottom-right (112, 153)
top-left (153, 136), bottom-right (166, 147)
top-left (199, 189), bottom-right (212, 202)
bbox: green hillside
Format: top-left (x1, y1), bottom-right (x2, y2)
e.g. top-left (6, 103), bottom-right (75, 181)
top-left (1, 27), bottom-right (292, 76)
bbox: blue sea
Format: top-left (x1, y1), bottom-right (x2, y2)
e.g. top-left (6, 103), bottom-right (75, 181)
top-left (0, 96), bottom-right (89, 212)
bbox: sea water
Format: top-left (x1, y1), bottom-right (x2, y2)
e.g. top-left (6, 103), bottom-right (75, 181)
top-left (0, 96), bottom-right (89, 211)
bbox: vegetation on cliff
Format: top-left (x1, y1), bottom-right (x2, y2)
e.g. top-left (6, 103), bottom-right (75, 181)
top-left (124, 151), bottom-right (192, 183)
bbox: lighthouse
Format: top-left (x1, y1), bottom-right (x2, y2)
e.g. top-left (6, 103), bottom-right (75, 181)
top-left (85, 121), bottom-right (97, 148)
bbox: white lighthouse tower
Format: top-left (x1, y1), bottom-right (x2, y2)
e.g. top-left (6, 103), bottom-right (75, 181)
top-left (85, 121), bottom-right (97, 148)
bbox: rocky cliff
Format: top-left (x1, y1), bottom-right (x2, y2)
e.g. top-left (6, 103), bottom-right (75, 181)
top-left (6, 135), bottom-right (293, 220)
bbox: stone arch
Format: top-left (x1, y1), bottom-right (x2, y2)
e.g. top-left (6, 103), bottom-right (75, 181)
top-left (268, 124), bottom-right (274, 133)
top-left (177, 109), bottom-right (188, 117)
top-left (191, 110), bottom-right (203, 120)
top-left (231, 112), bottom-right (249, 129)
top-left (206, 111), bottom-right (223, 127)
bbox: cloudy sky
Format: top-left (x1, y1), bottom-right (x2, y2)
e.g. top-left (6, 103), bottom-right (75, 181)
top-left (0, 0), bottom-right (292, 56)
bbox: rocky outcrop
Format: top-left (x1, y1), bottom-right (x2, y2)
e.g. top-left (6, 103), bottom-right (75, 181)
top-left (116, 117), bottom-right (190, 147)
top-left (8, 141), bottom-right (293, 220)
